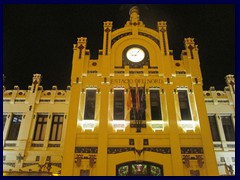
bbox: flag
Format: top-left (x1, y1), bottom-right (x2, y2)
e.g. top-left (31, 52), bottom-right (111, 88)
top-left (140, 84), bottom-right (146, 120)
top-left (140, 84), bottom-right (146, 112)
top-left (135, 83), bottom-right (140, 113)
top-left (127, 84), bottom-right (133, 111)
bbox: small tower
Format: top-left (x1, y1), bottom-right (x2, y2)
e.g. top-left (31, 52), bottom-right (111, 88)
top-left (225, 74), bottom-right (235, 94)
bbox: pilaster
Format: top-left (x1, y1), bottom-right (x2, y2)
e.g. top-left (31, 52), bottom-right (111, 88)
top-left (96, 82), bottom-right (109, 175)
top-left (193, 84), bottom-right (219, 175)
top-left (61, 83), bottom-right (81, 176)
top-left (165, 85), bottom-right (184, 175)
top-left (18, 74), bottom-right (42, 151)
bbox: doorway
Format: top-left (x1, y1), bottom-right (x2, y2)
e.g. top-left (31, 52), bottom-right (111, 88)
top-left (116, 161), bottom-right (163, 176)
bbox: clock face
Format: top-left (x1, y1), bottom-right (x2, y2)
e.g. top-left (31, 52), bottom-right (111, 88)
top-left (126, 47), bottom-right (145, 62)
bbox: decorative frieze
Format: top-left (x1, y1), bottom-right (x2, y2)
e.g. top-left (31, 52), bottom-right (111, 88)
top-left (48, 144), bottom-right (60, 148)
top-left (111, 32), bottom-right (132, 46)
top-left (22, 163), bottom-right (38, 168)
top-left (107, 147), bottom-right (171, 154)
top-left (3, 162), bottom-right (16, 168)
top-left (138, 32), bottom-right (160, 47)
top-left (75, 147), bottom-right (98, 153)
top-left (107, 147), bottom-right (135, 154)
top-left (144, 147), bottom-right (171, 154)
top-left (4, 143), bottom-right (16, 147)
top-left (181, 147), bottom-right (204, 154)
top-left (51, 163), bottom-right (62, 168)
top-left (31, 143), bottom-right (44, 147)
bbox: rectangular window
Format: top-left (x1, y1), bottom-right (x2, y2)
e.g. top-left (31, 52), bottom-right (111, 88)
top-left (3, 114), bottom-right (7, 131)
top-left (36, 156), bottom-right (40, 162)
top-left (33, 114), bottom-right (48, 141)
top-left (208, 115), bottom-right (220, 141)
top-left (114, 89), bottom-right (125, 120)
top-left (150, 90), bottom-right (162, 120)
top-left (130, 88), bottom-right (146, 120)
top-left (6, 114), bottom-right (22, 140)
top-left (221, 116), bottom-right (235, 141)
top-left (49, 114), bottom-right (64, 141)
top-left (46, 156), bottom-right (51, 162)
top-left (178, 90), bottom-right (192, 120)
top-left (84, 89), bottom-right (96, 120)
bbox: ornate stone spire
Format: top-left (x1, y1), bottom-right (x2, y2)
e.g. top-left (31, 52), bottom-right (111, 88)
top-left (125, 6), bottom-right (145, 27)
top-left (129, 6), bottom-right (140, 23)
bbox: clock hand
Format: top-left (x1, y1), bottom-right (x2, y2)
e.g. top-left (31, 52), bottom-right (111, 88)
top-left (134, 50), bottom-right (140, 56)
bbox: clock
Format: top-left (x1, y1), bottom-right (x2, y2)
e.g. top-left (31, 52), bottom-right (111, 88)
top-left (126, 47), bottom-right (145, 62)
top-left (120, 45), bottom-right (149, 68)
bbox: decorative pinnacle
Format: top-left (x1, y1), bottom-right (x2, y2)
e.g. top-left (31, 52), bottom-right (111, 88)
top-left (32, 74), bottom-right (42, 85)
top-left (129, 6), bottom-right (139, 16)
top-left (129, 6), bottom-right (140, 23)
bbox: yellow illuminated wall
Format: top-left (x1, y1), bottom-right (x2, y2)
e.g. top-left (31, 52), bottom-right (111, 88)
top-left (61, 6), bottom-right (218, 176)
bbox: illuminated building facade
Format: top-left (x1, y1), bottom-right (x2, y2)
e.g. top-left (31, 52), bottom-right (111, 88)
top-left (3, 7), bottom-right (235, 176)
top-left (203, 74), bottom-right (235, 176)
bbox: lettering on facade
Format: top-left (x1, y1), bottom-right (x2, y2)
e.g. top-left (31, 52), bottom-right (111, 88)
top-left (110, 79), bottom-right (163, 84)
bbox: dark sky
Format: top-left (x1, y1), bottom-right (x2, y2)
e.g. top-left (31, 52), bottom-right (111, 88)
top-left (3, 4), bottom-right (235, 90)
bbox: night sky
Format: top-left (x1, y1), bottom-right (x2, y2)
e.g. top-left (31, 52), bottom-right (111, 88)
top-left (3, 4), bottom-right (235, 90)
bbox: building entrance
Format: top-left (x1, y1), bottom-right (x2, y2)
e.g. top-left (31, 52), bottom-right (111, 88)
top-left (116, 161), bottom-right (163, 176)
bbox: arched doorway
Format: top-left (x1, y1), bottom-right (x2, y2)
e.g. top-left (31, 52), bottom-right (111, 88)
top-left (116, 161), bottom-right (163, 176)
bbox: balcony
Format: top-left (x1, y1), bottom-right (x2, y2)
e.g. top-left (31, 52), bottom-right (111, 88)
top-left (148, 120), bottom-right (165, 132)
top-left (79, 120), bottom-right (97, 131)
top-left (111, 120), bottom-right (129, 131)
top-left (178, 120), bottom-right (198, 132)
